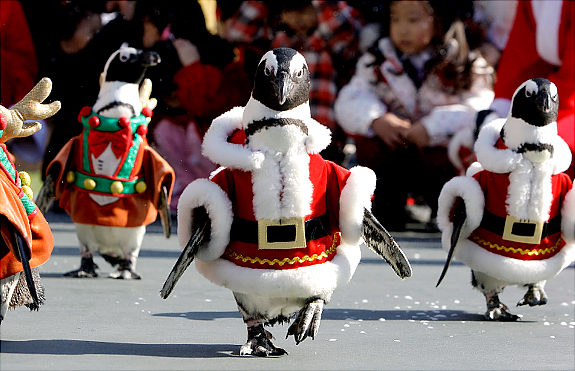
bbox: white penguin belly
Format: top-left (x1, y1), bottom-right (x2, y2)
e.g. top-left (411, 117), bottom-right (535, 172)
top-left (76, 223), bottom-right (145, 258)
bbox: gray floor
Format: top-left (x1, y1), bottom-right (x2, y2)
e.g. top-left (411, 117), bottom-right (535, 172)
top-left (1, 214), bottom-right (574, 370)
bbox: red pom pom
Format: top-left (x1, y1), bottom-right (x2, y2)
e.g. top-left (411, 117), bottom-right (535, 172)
top-left (80, 106), bottom-right (92, 117)
top-left (118, 117), bottom-right (131, 128)
top-left (0, 113), bottom-right (7, 130)
top-left (142, 107), bottom-right (153, 118)
top-left (88, 116), bottom-right (100, 128)
top-left (136, 125), bottom-right (148, 136)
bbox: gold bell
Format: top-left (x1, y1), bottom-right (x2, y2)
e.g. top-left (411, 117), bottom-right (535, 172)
top-left (22, 185), bottom-right (34, 200)
top-left (84, 178), bottom-right (96, 190)
top-left (110, 181), bottom-right (124, 194)
top-left (19, 171), bottom-right (31, 187)
top-left (66, 171), bottom-right (75, 183)
top-left (135, 181), bottom-right (147, 194)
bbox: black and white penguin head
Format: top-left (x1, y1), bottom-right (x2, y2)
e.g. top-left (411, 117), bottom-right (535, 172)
top-left (101, 45), bottom-right (160, 85)
top-left (94, 45), bottom-right (160, 118)
top-left (251, 47), bottom-right (310, 112)
top-left (502, 78), bottom-right (559, 162)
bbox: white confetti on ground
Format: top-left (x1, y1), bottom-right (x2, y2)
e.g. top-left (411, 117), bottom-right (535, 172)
top-left (544, 322), bottom-right (550, 326)
top-left (561, 302), bottom-right (568, 306)
top-left (362, 299), bottom-right (368, 303)
top-left (329, 339), bottom-right (337, 342)
top-left (404, 296), bottom-right (413, 300)
top-left (360, 331), bottom-right (366, 334)
top-left (550, 336), bottom-right (556, 339)
top-left (344, 324), bottom-right (350, 328)
top-left (393, 339), bottom-right (401, 343)
top-left (414, 253), bottom-right (421, 259)
top-left (205, 299), bottom-right (212, 302)
top-left (453, 300), bottom-right (460, 304)
top-left (379, 318), bottom-right (386, 322)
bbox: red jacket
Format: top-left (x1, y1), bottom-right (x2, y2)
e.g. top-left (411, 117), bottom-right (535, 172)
top-left (211, 153), bottom-right (351, 270)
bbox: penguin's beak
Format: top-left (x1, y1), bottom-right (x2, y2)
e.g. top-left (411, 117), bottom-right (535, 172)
top-left (140, 51), bottom-right (161, 67)
top-left (536, 92), bottom-right (551, 113)
top-left (277, 71), bottom-right (293, 106)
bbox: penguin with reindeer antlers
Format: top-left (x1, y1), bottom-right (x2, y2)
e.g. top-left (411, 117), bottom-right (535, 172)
top-left (1, 78), bottom-right (60, 322)
top-left (160, 47), bottom-right (412, 356)
top-left (37, 45), bottom-right (175, 280)
top-left (436, 78), bottom-right (575, 321)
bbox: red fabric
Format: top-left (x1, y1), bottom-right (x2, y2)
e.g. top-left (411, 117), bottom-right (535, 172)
top-left (210, 154), bottom-right (351, 270)
top-left (0, 1), bottom-right (38, 106)
top-left (494, 0), bottom-right (575, 178)
top-left (88, 126), bottom-right (132, 158)
top-left (470, 169), bottom-right (573, 260)
top-left (174, 60), bottom-right (251, 134)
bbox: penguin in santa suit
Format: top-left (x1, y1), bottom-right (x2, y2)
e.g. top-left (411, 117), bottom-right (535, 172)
top-left (37, 46), bottom-right (174, 279)
top-left (160, 48), bottom-right (412, 356)
top-left (437, 78), bottom-right (575, 321)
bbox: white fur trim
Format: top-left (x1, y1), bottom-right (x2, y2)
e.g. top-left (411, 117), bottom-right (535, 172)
top-left (505, 159), bottom-right (554, 221)
top-left (339, 166), bottom-right (376, 245)
top-left (437, 176), bottom-right (484, 239)
top-left (444, 237), bottom-right (575, 284)
top-left (474, 118), bottom-right (523, 173)
top-left (305, 118), bottom-right (332, 154)
top-left (195, 240), bottom-right (361, 299)
top-left (531, 0), bottom-right (562, 66)
top-left (466, 162), bottom-right (484, 177)
top-left (177, 179), bottom-right (232, 261)
top-left (562, 187), bottom-right (575, 243)
top-left (448, 128), bottom-right (474, 172)
top-left (202, 106), bottom-right (265, 171)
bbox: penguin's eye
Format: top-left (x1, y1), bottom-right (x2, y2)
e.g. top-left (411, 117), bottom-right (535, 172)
top-left (296, 70), bottom-right (303, 78)
top-left (549, 83), bottom-right (558, 101)
top-left (525, 89), bottom-right (532, 98)
top-left (119, 53), bottom-right (130, 62)
top-left (264, 67), bottom-right (273, 76)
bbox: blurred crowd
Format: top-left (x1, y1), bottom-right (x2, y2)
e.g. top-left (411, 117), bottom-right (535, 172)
top-left (1, 0), bottom-right (574, 231)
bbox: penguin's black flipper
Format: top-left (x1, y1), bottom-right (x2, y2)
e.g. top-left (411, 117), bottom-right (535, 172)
top-left (160, 207), bottom-right (210, 299)
top-left (158, 185), bottom-right (171, 239)
top-left (436, 198), bottom-right (466, 287)
top-left (9, 224), bottom-right (40, 310)
top-left (35, 173), bottom-right (55, 215)
top-left (362, 208), bottom-right (412, 279)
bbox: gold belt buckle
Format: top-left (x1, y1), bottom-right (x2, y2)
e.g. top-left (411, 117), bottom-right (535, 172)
top-left (502, 215), bottom-right (543, 244)
top-left (257, 217), bottom-right (306, 250)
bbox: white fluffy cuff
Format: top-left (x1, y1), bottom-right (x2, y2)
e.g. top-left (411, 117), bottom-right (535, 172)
top-left (177, 179), bottom-right (233, 261)
top-left (339, 166), bottom-right (376, 244)
top-left (437, 176), bottom-right (484, 239)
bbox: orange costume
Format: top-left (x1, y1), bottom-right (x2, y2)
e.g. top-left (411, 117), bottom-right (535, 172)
top-left (0, 143), bottom-right (53, 280)
top-left (46, 108), bottom-right (174, 227)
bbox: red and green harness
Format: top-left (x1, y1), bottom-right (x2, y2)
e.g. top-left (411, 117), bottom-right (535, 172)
top-left (68, 107), bottom-right (151, 196)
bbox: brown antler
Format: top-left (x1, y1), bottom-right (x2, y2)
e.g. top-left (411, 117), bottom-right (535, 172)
top-left (0, 77), bottom-right (61, 142)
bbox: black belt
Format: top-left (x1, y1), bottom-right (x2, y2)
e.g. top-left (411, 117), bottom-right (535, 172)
top-left (230, 214), bottom-right (330, 245)
top-left (480, 210), bottom-right (561, 239)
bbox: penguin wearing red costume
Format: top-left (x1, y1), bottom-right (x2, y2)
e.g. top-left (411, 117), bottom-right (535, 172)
top-left (1, 78), bottom-right (60, 322)
top-left (160, 48), bottom-right (412, 356)
top-left (37, 46), bottom-right (174, 279)
top-left (437, 78), bottom-right (575, 321)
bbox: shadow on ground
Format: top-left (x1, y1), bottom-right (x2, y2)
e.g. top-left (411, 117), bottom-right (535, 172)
top-left (0, 339), bottom-right (237, 358)
top-left (153, 309), bottom-right (486, 322)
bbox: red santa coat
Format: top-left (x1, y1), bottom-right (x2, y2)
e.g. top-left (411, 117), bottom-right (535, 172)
top-left (469, 168), bottom-right (571, 261)
top-left (494, 0), bottom-right (575, 177)
top-left (211, 153), bottom-right (350, 270)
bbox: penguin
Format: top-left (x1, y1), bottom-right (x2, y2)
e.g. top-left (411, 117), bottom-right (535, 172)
top-left (37, 46), bottom-right (174, 280)
top-left (160, 48), bottom-right (412, 356)
top-left (436, 78), bottom-right (575, 321)
top-left (1, 78), bottom-right (60, 322)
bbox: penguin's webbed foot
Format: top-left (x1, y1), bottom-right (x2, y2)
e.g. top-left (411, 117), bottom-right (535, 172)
top-left (485, 294), bottom-right (520, 321)
top-left (108, 260), bottom-right (141, 280)
top-left (517, 285), bottom-right (548, 307)
top-left (239, 323), bottom-right (287, 357)
top-left (63, 257), bottom-right (99, 278)
top-left (286, 298), bottom-right (324, 344)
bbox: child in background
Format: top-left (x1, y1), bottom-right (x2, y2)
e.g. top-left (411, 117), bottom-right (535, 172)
top-left (335, 0), bottom-right (494, 231)
top-left (138, 1), bottom-right (251, 214)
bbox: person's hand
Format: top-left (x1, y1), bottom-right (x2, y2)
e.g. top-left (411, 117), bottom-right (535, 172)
top-left (372, 113), bottom-right (411, 149)
top-left (173, 38), bottom-right (200, 66)
top-left (406, 121), bottom-right (430, 149)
